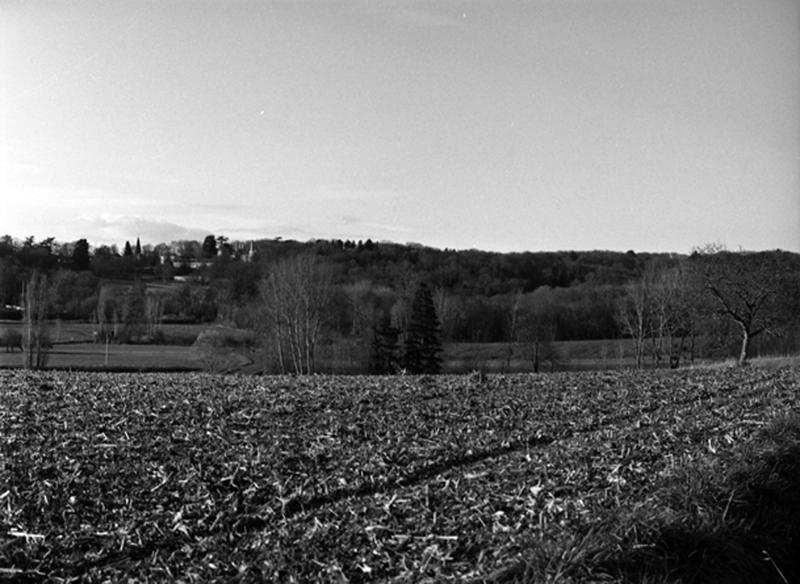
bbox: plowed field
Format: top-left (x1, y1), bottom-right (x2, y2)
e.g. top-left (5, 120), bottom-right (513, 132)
top-left (2, 367), bottom-right (798, 582)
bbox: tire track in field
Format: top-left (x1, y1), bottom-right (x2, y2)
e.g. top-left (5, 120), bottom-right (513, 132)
top-left (61, 369), bottom-right (790, 578)
top-left (268, 373), bottom-right (756, 522)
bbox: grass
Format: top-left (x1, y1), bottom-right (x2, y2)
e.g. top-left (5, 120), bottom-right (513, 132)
top-left (747, 354), bottom-right (800, 369)
top-left (443, 339), bottom-right (656, 373)
top-left (553, 413), bottom-right (800, 584)
top-left (0, 321), bottom-right (208, 345)
top-left (0, 343), bottom-right (200, 371)
top-left (476, 415), bottom-right (800, 583)
top-left (3, 319), bottom-right (797, 374)
top-left (0, 321), bottom-right (210, 371)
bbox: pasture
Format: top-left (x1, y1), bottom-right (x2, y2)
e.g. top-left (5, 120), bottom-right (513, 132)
top-left (2, 365), bottom-right (799, 582)
top-left (0, 321), bottom-right (204, 372)
top-left (1, 319), bottom-right (680, 374)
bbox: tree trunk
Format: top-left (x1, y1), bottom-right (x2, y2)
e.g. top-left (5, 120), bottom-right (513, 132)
top-left (737, 327), bottom-right (750, 366)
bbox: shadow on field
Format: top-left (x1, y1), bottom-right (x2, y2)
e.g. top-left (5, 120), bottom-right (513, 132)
top-left (602, 419), bottom-right (800, 584)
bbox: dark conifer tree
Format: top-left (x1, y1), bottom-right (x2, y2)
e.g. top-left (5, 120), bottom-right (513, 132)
top-left (135, 237), bottom-right (142, 258)
top-left (404, 282), bottom-right (443, 373)
top-left (123, 241), bottom-right (133, 256)
top-left (71, 239), bottom-right (91, 270)
top-left (202, 235), bottom-right (218, 258)
top-left (369, 314), bottom-right (400, 374)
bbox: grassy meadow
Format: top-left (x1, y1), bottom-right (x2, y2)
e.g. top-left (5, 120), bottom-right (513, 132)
top-left (1, 320), bottom-right (670, 374)
top-left (0, 322), bottom-right (203, 372)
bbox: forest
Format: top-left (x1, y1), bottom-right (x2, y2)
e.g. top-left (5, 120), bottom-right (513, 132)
top-left (1, 234), bottom-right (799, 373)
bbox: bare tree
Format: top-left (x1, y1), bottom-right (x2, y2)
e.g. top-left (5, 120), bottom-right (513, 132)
top-left (516, 289), bottom-right (559, 373)
top-left (615, 260), bottom-right (704, 369)
top-left (616, 277), bottom-right (651, 369)
top-left (695, 250), bottom-right (792, 366)
top-left (432, 285), bottom-right (454, 340)
top-left (212, 284), bottom-right (235, 326)
top-left (659, 262), bottom-right (701, 367)
top-left (502, 290), bottom-right (524, 371)
top-left (342, 280), bottom-right (373, 337)
top-left (144, 289), bottom-right (166, 339)
top-left (259, 254), bottom-right (332, 374)
top-left (120, 283), bottom-right (146, 343)
top-left (22, 271), bottom-right (50, 369)
top-left (95, 285), bottom-right (120, 342)
top-left (647, 267), bottom-right (673, 365)
top-left (646, 262), bottom-right (698, 366)
top-left (616, 261), bottom-right (696, 369)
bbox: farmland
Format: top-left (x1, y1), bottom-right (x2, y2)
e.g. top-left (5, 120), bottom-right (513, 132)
top-left (0, 319), bottom-right (672, 374)
top-left (2, 366), bottom-right (799, 582)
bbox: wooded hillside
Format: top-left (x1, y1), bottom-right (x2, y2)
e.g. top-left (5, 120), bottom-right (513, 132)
top-left (2, 234), bottom-right (799, 372)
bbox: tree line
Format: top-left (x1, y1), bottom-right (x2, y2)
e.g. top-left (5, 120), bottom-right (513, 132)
top-left (1, 234), bottom-right (798, 371)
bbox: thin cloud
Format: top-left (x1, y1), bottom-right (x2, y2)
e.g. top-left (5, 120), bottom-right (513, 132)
top-left (340, 215), bottom-right (413, 235)
top-left (299, 184), bottom-right (404, 202)
top-left (76, 216), bottom-right (211, 247)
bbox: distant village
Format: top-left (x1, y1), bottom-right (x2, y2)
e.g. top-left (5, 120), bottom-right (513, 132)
top-left (163, 241), bottom-right (256, 281)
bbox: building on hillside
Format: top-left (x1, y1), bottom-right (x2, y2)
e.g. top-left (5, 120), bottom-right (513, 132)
top-left (232, 241), bottom-right (255, 262)
top-left (159, 241), bottom-right (255, 269)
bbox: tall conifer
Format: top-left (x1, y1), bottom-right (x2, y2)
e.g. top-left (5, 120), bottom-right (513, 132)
top-left (404, 282), bottom-right (442, 373)
top-left (369, 314), bottom-right (400, 374)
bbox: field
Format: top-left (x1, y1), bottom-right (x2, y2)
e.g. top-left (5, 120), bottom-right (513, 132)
top-left (2, 366), bottom-right (799, 582)
top-left (0, 322), bottom-right (205, 372)
top-left (442, 340), bottom-right (647, 373)
top-left (0, 319), bottom-right (665, 374)
top-left (0, 318), bottom-right (767, 374)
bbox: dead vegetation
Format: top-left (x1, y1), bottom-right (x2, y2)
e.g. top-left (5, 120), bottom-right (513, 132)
top-left (1, 367), bottom-right (798, 582)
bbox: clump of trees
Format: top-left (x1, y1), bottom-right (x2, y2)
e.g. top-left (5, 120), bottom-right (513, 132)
top-left (193, 327), bottom-right (254, 373)
top-left (613, 247), bottom-right (800, 368)
top-left (366, 281), bottom-right (444, 374)
top-left (614, 262), bottom-right (696, 368)
top-left (258, 254), bottom-right (332, 374)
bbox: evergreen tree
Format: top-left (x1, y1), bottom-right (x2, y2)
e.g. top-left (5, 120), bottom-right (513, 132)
top-left (123, 241), bottom-right (133, 256)
top-left (72, 238), bottom-right (91, 270)
top-left (404, 282), bottom-right (443, 373)
top-left (202, 235), bottom-right (218, 258)
top-left (369, 314), bottom-right (400, 374)
top-left (135, 237), bottom-right (142, 258)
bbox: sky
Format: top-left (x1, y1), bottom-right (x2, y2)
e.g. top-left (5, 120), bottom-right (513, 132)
top-left (2, 0), bottom-right (798, 254)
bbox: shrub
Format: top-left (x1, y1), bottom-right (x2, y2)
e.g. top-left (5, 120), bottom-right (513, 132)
top-left (2, 328), bottom-right (22, 352)
top-left (192, 326), bottom-right (255, 373)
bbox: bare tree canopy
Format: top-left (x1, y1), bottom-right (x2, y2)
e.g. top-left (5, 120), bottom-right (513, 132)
top-left (259, 254), bottom-right (332, 374)
top-left (691, 250), bottom-right (799, 366)
top-left (615, 261), bottom-right (701, 369)
top-left (22, 271), bottom-right (50, 369)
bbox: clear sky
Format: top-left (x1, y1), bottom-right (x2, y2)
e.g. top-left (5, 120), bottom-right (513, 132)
top-left (2, 0), bottom-right (798, 253)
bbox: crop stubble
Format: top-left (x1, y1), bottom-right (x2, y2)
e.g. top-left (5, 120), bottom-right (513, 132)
top-left (1, 366), bottom-right (798, 582)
